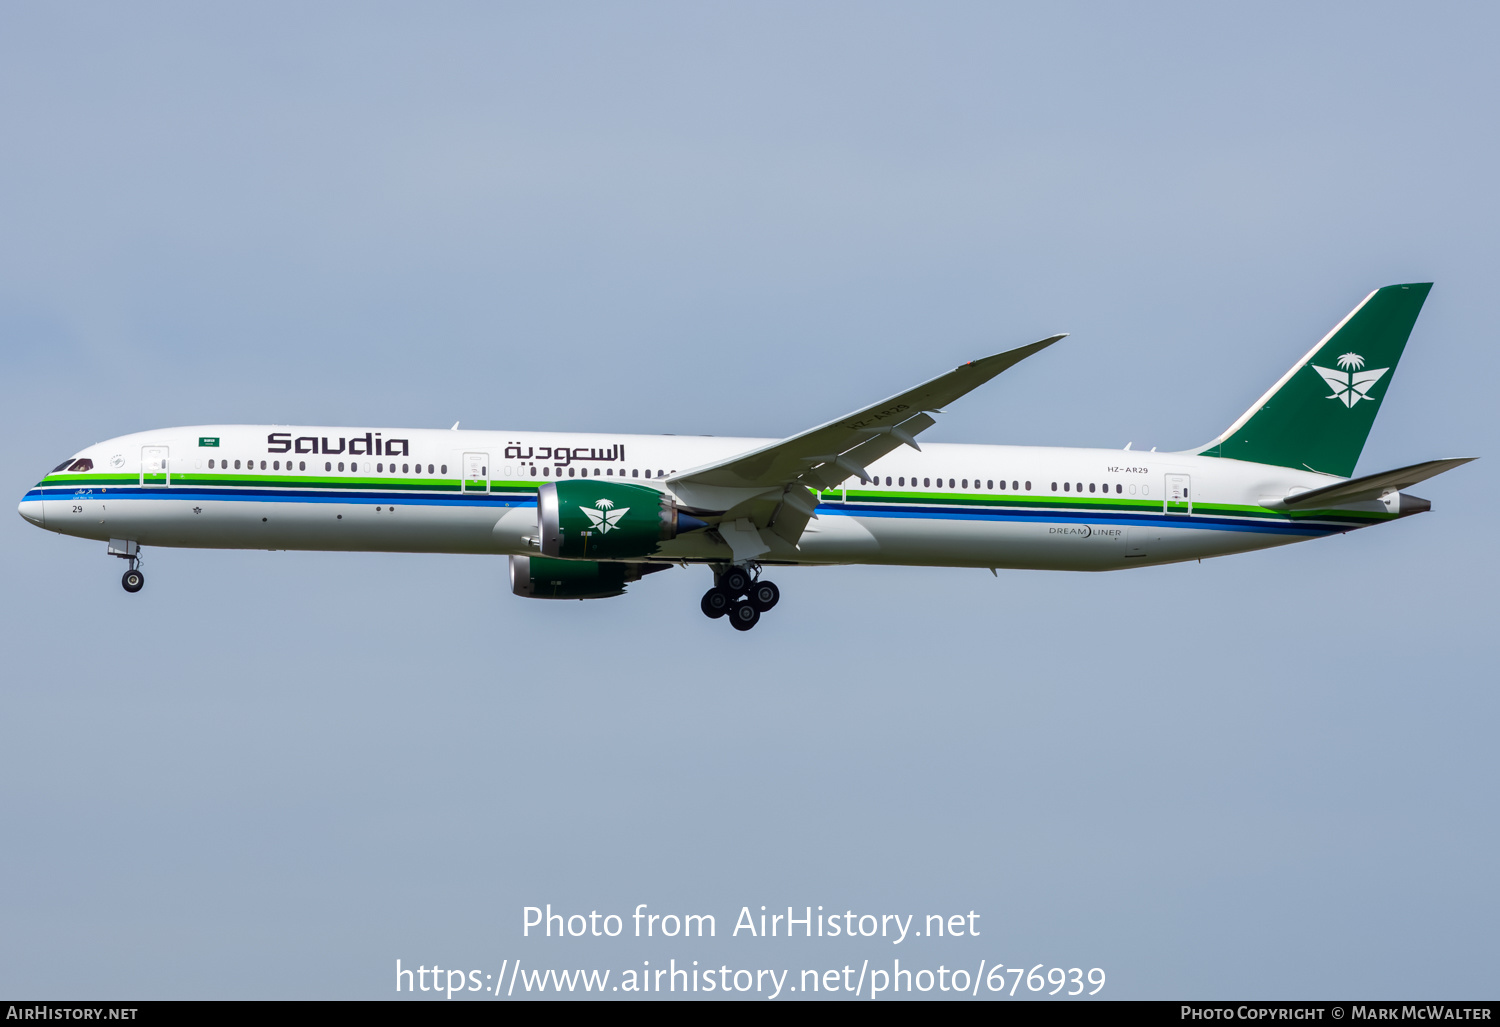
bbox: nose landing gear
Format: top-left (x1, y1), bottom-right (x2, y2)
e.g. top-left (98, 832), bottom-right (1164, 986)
top-left (109, 539), bottom-right (144, 594)
top-left (701, 565), bottom-right (779, 631)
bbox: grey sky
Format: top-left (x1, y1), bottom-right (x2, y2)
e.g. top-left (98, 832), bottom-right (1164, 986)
top-left (1, 2), bottom-right (1495, 999)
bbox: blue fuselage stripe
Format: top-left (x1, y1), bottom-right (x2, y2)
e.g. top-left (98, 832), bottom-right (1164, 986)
top-left (26, 484), bottom-right (1357, 536)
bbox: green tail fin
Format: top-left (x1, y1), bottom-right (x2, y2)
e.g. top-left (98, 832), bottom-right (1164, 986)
top-left (1195, 283), bottom-right (1431, 477)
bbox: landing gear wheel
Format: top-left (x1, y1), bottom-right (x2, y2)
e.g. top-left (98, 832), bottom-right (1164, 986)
top-left (721, 566), bottom-right (752, 596)
top-left (729, 601), bottom-right (760, 631)
top-left (700, 588), bottom-right (731, 619)
top-left (748, 580), bottom-right (780, 612)
top-left (122, 569), bottom-right (144, 593)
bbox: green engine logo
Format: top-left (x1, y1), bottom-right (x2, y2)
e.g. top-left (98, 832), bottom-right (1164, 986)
top-left (539, 481), bottom-right (707, 560)
top-left (580, 498), bottom-right (630, 533)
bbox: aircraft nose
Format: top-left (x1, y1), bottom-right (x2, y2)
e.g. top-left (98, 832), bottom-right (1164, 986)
top-left (18, 497), bottom-right (44, 527)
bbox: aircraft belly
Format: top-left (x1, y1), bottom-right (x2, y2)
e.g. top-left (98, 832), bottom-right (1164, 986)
top-left (849, 514), bottom-right (1125, 570)
top-left (788, 515), bottom-right (880, 563)
top-left (89, 496), bottom-right (518, 554)
top-left (1123, 524), bottom-right (1307, 565)
top-left (834, 513), bottom-right (1316, 570)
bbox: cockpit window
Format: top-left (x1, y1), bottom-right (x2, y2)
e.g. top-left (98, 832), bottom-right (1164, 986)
top-left (51, 460), bottom-right (73, 473)
top-left (67, 458), bottom-right (94, 472)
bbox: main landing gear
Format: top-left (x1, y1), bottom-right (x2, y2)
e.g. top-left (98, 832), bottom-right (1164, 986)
top-left (700, 564), bottom-right (780, 631)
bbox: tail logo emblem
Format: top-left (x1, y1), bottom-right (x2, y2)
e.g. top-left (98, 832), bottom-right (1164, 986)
top-left (581, 498), bottom-right (629, 533)
top-left (1311, 352), bottom-right (1389, 408)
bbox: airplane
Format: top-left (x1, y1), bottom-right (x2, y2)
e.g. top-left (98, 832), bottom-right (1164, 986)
top-left (18, 283), bottom-right (1473, 631)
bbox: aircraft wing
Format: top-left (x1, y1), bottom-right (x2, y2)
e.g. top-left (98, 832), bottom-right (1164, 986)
top-left (1269, 457), bottom-right (1475, 510)
top-left (667, 335), bottom-right (1065, 542)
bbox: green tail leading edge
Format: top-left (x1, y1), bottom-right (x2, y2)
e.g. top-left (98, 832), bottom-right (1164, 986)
top-left (19, 283), bottom-right (1476, 630)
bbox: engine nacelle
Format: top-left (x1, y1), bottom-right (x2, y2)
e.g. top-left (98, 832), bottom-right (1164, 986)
top-left (510, 555), bottom-right (666, 600)
top-left (537, 480), bottom-right (707, 560)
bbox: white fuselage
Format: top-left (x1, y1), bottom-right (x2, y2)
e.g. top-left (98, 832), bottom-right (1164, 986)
top-left (19, 424), bottom-right (1398, 572)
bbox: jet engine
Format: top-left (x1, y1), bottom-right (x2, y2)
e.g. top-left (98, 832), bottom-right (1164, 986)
top-left (537, 481), bottom-right (708, 560)
top-left (509, 555), bottom-right (668, 600)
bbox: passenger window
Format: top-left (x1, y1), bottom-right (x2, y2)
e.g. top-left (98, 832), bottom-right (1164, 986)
top-left (259, 460), bottom-right (265, 470)
top-left (1116, 484), bottom-right (1122, 494)
top-left (987, 480), bottom-right (993, 490)
top-left (530, 466), bottom-right (537, 476)
top-left (1089, 483), bottom-right (1096, 493)
top-left (948, 479), bottom-right (954, 488)
top-left (338, 462), bottom-right (345, 471)
top-left (298, 461), bottom-right (305, 471)
top-left (606, 468), bottom-right (613, 475)
top-left (1075, 483), bottom-right (1082, 492)
top-left (402, 463), bottom-right (409, 473)
top-left (632, 469), bottom-right (638, 478)
top-left (1023, 481), bottom-right (1029, 490)
top-left (428, 464), bottom-right (434, 474)
top-left (325, 462), bottom-right (331, 471)
top-left (923, 478), bottom-right (930, 487)
top-left (961, 479), bottom-right (968, 488)
top-left (377, 463), bottom-right (382, 472)
top-left (594, 468), bottom-right (600, 476)
top-left (1051, 482), bottom-right (1058, 491)
top-left (440, 464), bottom-right (447, 474)
top-left (898, 477), bottom-right (905, 486)
top-left (208, 459), bottom-right (215, 469)
top-left (1063, 481), bottom-right (1070, 491)
top-left (414, 463), bottom-right (422, 474)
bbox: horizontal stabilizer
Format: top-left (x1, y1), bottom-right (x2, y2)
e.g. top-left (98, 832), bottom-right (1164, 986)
top-left (1266, 457), bottom-right (1475, 510)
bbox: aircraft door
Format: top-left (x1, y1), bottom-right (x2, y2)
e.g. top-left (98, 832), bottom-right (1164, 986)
top-left (1164, 473), bottom-right (1191, 515)
top-left (462, 451), bottom-right (490, 494)
top-left (141, 446), bottom-right (170, 488)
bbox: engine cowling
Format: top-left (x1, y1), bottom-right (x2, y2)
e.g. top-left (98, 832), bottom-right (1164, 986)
top-left (510, 555), bottom-right (666, 600)
top-left (537, 480), bottom-right (707, 560)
